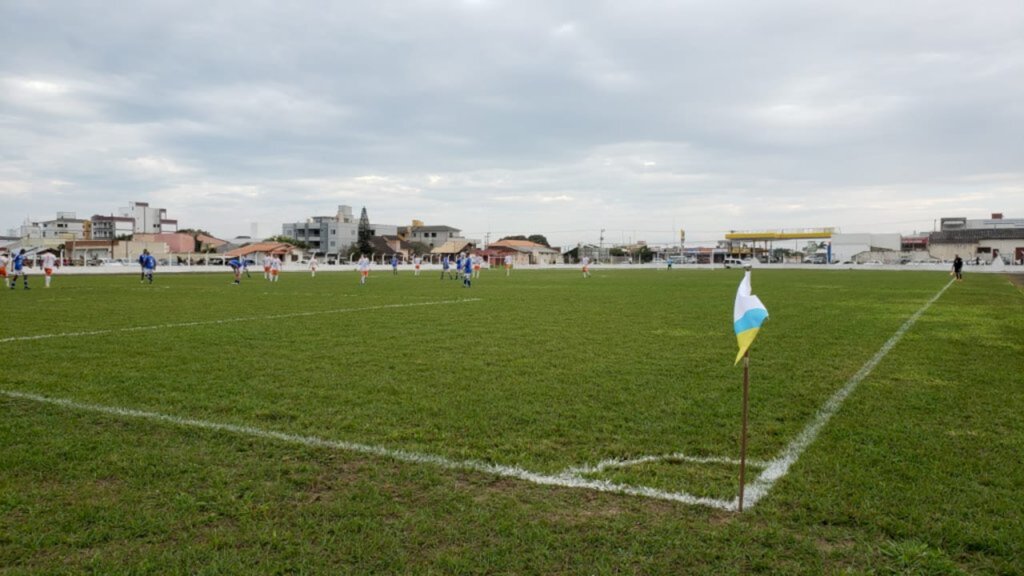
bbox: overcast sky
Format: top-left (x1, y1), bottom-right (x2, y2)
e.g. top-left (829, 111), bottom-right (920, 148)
top-left (2, 0), bottom-right (1022, 247)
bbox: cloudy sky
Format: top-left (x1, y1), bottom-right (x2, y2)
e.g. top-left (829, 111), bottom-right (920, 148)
top-left (2, 0), bottom-right (1022, 247)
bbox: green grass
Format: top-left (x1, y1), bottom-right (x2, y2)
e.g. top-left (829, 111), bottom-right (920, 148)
top-left (1, 268), bottom-right (1022, 574)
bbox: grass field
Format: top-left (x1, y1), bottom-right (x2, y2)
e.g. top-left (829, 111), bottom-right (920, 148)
top-left (1, 267), bottom-right (1022, 574)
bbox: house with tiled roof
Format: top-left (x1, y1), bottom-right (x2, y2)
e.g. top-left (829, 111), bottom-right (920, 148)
top-left (486, 239), bottom-right (561, 265)
top-left (223, 242), bottom-right (299, 262)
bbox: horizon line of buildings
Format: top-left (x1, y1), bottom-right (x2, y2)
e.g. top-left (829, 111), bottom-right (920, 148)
top-left (3, 201), bottom-right (1022, 266)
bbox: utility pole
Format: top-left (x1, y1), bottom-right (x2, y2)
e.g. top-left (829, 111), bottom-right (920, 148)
top-left (599, 228), bottom-right (605, 263)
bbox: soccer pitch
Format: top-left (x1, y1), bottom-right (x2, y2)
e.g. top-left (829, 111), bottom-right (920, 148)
top-left (2, 268), bottom-right (1022, 574)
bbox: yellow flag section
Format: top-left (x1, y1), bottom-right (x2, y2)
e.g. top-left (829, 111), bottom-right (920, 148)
top-left (733, 270), bottom-right (769, 364)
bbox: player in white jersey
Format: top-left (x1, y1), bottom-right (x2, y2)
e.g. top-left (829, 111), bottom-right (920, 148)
top-left (270, 256), bottom-right (282, 282)
top-left (0, 252), bottom-right (9, 288)
top-left (308, 256), bottom-right (319, 278)
top-left (503, 254), bottom-right (513, 277)
top-left (413, 256), bottom-right (422, 276)
top-left (357, 255), bottom-right (370, 284)
top-left (581, 256), bottom-right (591, 278)
top-left (263, 255), bottom-right (273, 280)
top-left (41, 252), bottom-right (58, 288)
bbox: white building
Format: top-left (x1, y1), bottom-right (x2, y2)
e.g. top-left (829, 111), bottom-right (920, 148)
top-left (830, 233), bottom-right (902, 263)
top-left (282, 205), bottom-right (359, 256)
top-left (119, 201), bottom-right (177, 234)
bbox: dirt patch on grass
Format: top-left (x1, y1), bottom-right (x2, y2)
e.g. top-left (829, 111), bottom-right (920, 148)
top-left (1006, 274), bottom-right (1024, 289)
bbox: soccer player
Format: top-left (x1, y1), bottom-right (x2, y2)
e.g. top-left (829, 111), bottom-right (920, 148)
top-left (462, 253), bottom-right (473, 288)
top-left (263, 254), bottom-right (272, 280)
top-left (142, 251), bottom-right (157, 284)
top-left (472, 254), bottom-right (482, 279)
top-left (358, 255), bottom-right (370, 284)
top-left (441, 255), bottom-right (451, 280)
top-left (137, 250), bottom-right (147, 282)
top-left (0, 251), bottom-right (9, 288)
top-left (9, 249), bottom-right (29, 289)
top-left (455, 253), bottom-right (464, 279)
top-left (308, 255), bottom-right (319, 278)
top-left (269, 255), bottom-right (281, 282)
top-left (41, 251), bottom-right (58, 288)
top-left (581, 256), bottom-right (591, 278)
top-left (390, 254), bottom-right (399, 275)
top-left (504, 254), bottom-right (513, 277)
top-left (228, 258), bottom-right (243, 284)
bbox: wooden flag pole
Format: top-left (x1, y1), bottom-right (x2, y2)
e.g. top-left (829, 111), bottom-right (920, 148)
top-left (738, 350), bottom-right (750, 513)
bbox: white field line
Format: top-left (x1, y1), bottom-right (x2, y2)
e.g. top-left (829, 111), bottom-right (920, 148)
top-left (0, 389), bottom-right (735, 511)
top-left (563, 453), bottom-right (771, 477)
top-left (741, 279), bottom-right (955, 510)
top-left (0, 298), bottom-right (482, 344)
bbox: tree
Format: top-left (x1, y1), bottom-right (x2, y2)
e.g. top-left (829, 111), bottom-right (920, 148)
top-left (408, 241), bottom-right (431, 256)
top-left (527, 234), bottom-right (550, 247)
top-left (636, 244), bottom-right (654, 263)
top-left (179, 228), bottom-right (213, 252)
top-left (266, 235), bottom-right (309, 250)
top-left (357, 207), bottom-right (372, 255)
top-left (500, 235), bottom-right (528, 242)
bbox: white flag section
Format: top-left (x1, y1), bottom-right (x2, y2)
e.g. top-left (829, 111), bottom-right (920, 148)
top-left (733, 270), bottom-right (769, 364)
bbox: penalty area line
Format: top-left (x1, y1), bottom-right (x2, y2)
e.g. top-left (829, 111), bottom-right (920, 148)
top-left (741, 279), bottom-right (955, 510)
top-left (0, 389), bottom-right (735, 511)
top-left (0, 298), bottom-right (482, 344)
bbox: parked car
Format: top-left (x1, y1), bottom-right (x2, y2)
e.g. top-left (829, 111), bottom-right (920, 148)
top-left (723, 258), bottom-right (751, 269)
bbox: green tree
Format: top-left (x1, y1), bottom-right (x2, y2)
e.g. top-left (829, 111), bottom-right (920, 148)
top-left (408, 241), bottom-right (431, 256)
top-left (636, 245), bottom-right (654, 263)
top-left (527, 234), bottom-right (550, 247)
top-left (357, 207), bottom-right (373, 255)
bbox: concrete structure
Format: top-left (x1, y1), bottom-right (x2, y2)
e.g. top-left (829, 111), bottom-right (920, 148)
top-left (90, 215), bottom-right (136, 239)
top-left (402, 224), bottom-right (462, 249)
top-left (223, 242), bottom-right (300, 263)
top-left (929, 213), bottom-right (1024, 264)
top-left (119, 201), bottom-right (177, 234)
top-left (282, 205), bottom-right (358, 257)
top-left (830, 233), bottom-right (902, 263)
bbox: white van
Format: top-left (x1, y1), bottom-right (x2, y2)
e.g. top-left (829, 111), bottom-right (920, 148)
top-left (723, 258), bottom-right (749, 269)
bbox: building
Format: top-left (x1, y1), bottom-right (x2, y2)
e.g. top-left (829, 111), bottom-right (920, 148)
top-left (223, 242), bottom-right (300, 263)
top-left (930, 214), bottom-right (1024, 264)
top-left (90, 215), bottom-right (136, 240)
top-left (829, 233), bottom-right (902, 263)
top-left (400, 223), bottom-right (463, 249)
top-left (119, 201), bottom-right (177, 234)
top-left (282, 205), bottom-right (358, 257)
top-left (485, 239), bottom-right (561, 265)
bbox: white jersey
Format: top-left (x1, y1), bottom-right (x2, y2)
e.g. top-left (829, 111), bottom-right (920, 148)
top-left (581, 257), bottom-right (590, 267)
top-left (358, 257), bottom-right (370, 272)
top-left (504, 255), bottom-right (512, 265)
top-left (414, 257), bottom-right (422, 266)
top-left (263, 255), bottom-right (273, 269)
top-left (270, 257), bottom-right (282, 271)
top-left (0, 254), bottom-right (9, 268)
top-left (42, 253), bottom-right (57, 269)
top-left (308, 258), bottom-right (318, 270)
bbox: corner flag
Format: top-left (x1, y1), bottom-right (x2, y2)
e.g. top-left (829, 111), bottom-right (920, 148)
top-left (733, 269), bottom-right (768, 364)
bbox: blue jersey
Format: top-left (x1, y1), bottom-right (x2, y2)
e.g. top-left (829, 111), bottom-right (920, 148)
top-left (13, 253), bottom-right (27, 271)
top-left (463, 257), bottom-right (472, 274)
top-left (228, 258), bottom-right (241, 269)
top-left (143, 254), bottom-right (157, 270)
top-left (390, 257), bottom-right (398, 267)
top-left (442, 257), bottom-right (450, 270)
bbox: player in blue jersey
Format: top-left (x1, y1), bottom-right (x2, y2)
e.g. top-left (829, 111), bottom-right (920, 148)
top-left (10, 249), bottom-right (30, 290)
top-left (142, 251), bottom-right (157, 284)
top-left (462, 252), bottom-right (473, 287)
top-left (390, 254), bottom-right (399, 275)
top-left (228, 258), bottom-right (242, 284)
top-left (441, 255), bottom-right (451, 280)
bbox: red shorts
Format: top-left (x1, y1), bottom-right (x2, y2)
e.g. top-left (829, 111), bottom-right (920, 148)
top-left (271, 269), bottom-right (279, 276)
top-left (264, 266), bottom-right (271, 273)
top-left (0, 267), bottom-right (6, 277)
top-left (583, 266), bottom-right (590, 273)
top-left (361, 270), bottom-right (369, 277)
top-left (415, 264), bottom-right (420, 270)
top-left (44, 268), bottom-right (53, 276)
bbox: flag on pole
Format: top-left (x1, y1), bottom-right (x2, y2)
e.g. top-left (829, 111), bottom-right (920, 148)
top-left (733, 269), bottom-right (769, 364)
